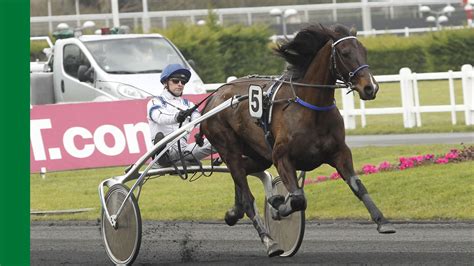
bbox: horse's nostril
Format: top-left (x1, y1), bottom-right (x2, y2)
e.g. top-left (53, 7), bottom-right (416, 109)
top-left (364, 85), bottom-right (374, 96)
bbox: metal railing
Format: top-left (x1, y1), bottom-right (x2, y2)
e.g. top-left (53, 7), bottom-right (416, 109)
top-left (30, 0), bottom-right (464, 36)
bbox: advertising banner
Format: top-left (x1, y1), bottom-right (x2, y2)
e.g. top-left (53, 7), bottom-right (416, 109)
top-left (30, 95), bottom-right (207, 172)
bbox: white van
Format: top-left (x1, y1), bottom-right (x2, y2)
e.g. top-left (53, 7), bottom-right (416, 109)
top-left (31, 33), bottom-right (206, 104)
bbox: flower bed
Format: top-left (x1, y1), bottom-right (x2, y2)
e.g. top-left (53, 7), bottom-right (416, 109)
top-left (304, 145), bottom-right (474, 185)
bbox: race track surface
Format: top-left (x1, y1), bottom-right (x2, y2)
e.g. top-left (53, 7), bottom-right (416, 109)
top-left (31, 220), bottom-right (474, 265)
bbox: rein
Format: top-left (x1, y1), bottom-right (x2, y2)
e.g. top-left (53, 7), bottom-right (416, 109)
top-left (229, 75), bottom-right (348, 89)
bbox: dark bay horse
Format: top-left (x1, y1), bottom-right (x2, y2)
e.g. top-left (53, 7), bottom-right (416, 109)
top-left (200, 24), bottom-right (395, 256)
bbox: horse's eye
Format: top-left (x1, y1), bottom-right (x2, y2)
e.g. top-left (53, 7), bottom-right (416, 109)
top-left (341, 50), bottom-right (351, 57)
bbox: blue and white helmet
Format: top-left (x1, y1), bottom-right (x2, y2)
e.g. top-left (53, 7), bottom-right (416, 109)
top-left (160, 64), bottom-right (191, 84)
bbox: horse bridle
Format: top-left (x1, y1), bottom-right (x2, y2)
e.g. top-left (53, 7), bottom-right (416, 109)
top-left (331, 36), bottom-right (369, 88)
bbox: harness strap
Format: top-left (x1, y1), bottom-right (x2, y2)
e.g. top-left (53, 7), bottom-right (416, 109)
top-left (260, 76), bottom-right (285, 149)
top-left (349, 64), bottom-right (369, 78)
top-left (332, 36), bottom-right (357, 47)
top-left (295, 97), bottom-right (336, 111)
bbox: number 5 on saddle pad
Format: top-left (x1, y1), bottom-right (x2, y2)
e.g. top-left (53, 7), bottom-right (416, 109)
top-left (248, 85), bottom-right (263, 119)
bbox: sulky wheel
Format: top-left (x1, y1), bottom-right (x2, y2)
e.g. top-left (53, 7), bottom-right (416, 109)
top-left (264, 176), bottom-right (305, 257)
top-left (101, 184), bottom-right (142, 265)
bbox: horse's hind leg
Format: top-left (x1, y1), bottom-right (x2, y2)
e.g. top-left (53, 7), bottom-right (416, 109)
top-left (332, 145), bottom-right (396, 234)
top-left (224, 155), bottom-right (270, 226)
top-left (224, 153), bottom-right (283, 257)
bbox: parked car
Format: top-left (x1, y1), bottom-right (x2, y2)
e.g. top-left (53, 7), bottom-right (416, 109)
top-left (30, 31), bottom-right (206, 105)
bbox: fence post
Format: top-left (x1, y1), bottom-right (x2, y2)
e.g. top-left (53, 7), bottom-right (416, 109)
top-left (111, 0), bottom-right (120, 27)
top-left (142, 0), bottom-right (151, 33)
top-left (47, 0), bottom-right (53, 34)
top-left (399, 67), bottom-right (416, 128)
top-left (461, 64), bottom-right (474, 125)
top-left (341, 88), bottom-right (356, 129)
top-left (359, 99), bottom-right (366, 127)
top-left (412, 73), bottom-right (422, 127)
top-left (75, 0), bottom-right (81, 27)
top-left (448, 70), bottom-right (457, 125)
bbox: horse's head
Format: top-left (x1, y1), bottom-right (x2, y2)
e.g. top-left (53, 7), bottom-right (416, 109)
top-left (330, 28), bottom-right (379, 100)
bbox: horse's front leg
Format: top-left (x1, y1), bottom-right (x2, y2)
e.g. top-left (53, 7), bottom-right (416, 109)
top-left (224, 185), bottom-right (244, 226)
top-left (332, 144), bottom-right (396, 234)
top-left (270, 145), bottom-right (306, 217)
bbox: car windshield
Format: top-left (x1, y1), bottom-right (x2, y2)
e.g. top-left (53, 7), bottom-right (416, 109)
top-left (84, 37), bottom-right (186, 74)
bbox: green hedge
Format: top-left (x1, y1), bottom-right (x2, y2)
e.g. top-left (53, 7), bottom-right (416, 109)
top-left (30, 24), bottom-right (473, 81)
top-left (161, 24), bottom-right (474, 80)
top-left (361, 35), bottom-right (429, 75)
top-left (426, 29), bottom-right (474, 72)
top-left (159, 22), bottom-right (226, 83)
top-left (158, 18), bottom-right (284, 83)
top-left (30, 40), bottom-right (51, 62)
top-left (361, 28), bottom-right (474, 74)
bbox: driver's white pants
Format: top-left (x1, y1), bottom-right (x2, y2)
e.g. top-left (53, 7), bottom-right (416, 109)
top-left (168, 138), bottom-right (215, 163)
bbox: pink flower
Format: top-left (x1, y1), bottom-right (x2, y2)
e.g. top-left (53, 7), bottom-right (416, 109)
top-left (412, 155), bottom-right (424, 164)
top-left (423, 154), bottom-right (434, 160)
top-left (304, 178), bottom-right (314, 185)
top-left (330, 172), bottom-right (340, 180)
top-left (362, 164), bottom-right (378, 174)
top-left (316, 176), bottom-right (328, 182)
top-left (435, 157), bottom-right (449, 164)
top-left (445, 151), bottom-right (458, 160)
top-left (378, 161), bottom-right (391, 171)
top-left (399, 159), bottom-right (414, 170)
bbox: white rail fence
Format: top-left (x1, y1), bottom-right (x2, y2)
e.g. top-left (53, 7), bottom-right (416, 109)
top-left (340, 64), bottom-right (474, 129)
top-left (205, 64), bottom-right (474, 129)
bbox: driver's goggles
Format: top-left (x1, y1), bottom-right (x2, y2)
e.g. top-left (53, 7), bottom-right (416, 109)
top-left (170, 78), bottom-right (187, 85)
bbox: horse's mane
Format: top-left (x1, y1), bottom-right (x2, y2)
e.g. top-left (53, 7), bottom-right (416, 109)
top-left (275, 24), bottom-right (352, 79)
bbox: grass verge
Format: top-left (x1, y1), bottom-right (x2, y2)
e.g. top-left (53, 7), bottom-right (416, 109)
top-left (30, 143), bottom-right (473, 221)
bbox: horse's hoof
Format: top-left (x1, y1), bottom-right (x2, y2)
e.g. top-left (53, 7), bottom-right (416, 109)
top-left (290, 194), bottom-right (307, 211)
top-left (224, 208), bottom-right (243, 226)
top-left (262, 234), bottom-right (284, 257)
top-left (268, 195), bottom-right (285, 209)
top-left (267, 243), bottom-right (284, 258)
top-left (377, 223), bottom-right (396, 234)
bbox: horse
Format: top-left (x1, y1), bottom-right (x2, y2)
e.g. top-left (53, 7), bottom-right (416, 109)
top-left (200, 24), bottom-right (396, 257)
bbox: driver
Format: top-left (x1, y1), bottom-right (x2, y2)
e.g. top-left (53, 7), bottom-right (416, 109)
top-left (146, 64), bottom-right (215, 166)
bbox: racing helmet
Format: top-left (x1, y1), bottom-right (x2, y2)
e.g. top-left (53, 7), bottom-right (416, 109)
top-left (160, 64), bottom-right (191, 84)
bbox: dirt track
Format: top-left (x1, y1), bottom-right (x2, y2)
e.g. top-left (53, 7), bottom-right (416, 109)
top-left (31, 220), bottom-right (474, 265)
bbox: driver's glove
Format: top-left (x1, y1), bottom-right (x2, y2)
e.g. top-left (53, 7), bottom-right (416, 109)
top-left (175, 110), bottom-right (189, 123)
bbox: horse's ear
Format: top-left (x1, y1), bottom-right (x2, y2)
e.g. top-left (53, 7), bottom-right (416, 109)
top-left (349, 26), bottom-right (357, 36)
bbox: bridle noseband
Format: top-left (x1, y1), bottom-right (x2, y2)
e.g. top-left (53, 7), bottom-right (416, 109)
top-left (331, 36), bottom-right (369, 88)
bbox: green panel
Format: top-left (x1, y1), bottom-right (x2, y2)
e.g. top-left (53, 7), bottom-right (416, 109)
top-left (0, 0), bottom-right (30, 265)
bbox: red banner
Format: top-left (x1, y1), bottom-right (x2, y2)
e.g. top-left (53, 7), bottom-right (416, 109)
top-left (30, 95), bottom-right (207, 173)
